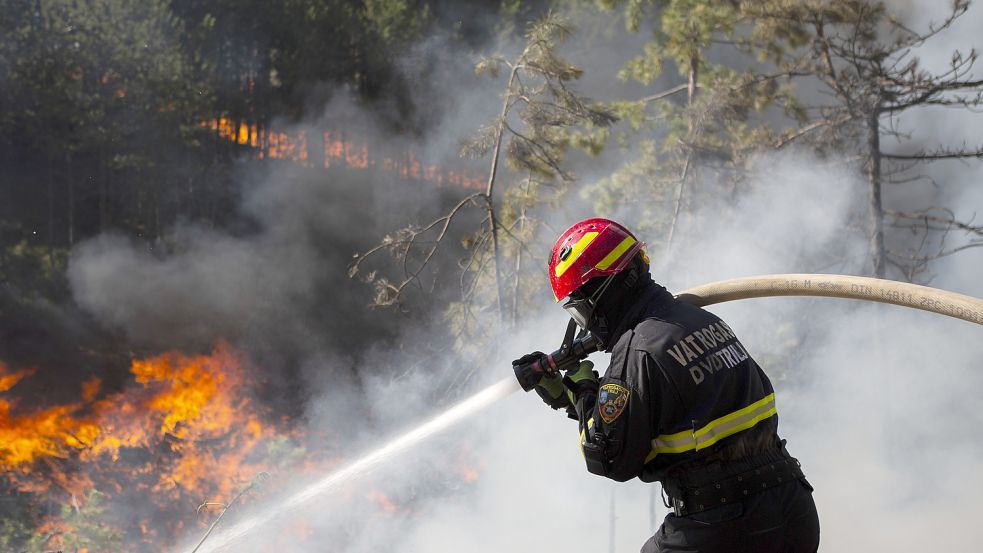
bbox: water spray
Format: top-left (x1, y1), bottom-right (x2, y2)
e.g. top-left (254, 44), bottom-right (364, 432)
top-left (187, 378), bottom-right (521, 552)
top-left (187, 274), bottom-right (983, 552)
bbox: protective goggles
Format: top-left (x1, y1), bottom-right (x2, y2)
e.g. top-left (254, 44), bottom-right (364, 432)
top-left (561, 273), bottom-right (616, 329)
top-left (562, 296), bottom-right (594, 329)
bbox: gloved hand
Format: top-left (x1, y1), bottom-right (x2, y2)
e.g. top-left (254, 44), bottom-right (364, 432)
top-left (534, 373), bottom-right (573, 411)
top-left (562, 360), bottom-right (599, 401)
top-left (512, 351), bottom-right (572, 411)
top-left (512, 351), bottom-right (549, 392)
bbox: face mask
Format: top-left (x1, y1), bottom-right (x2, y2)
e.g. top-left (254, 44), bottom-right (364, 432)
top-left (562, 296), bottom-right (594, 328)
top-left (561, 273), bottom-right (616, 330)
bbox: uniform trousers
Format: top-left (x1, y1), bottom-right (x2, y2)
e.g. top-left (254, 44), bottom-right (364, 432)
top-left (641, 479), bottom-right (819, 553)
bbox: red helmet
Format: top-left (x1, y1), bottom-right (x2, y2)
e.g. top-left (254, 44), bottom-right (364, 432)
top-left (548, 218), bottom-right (645, 302)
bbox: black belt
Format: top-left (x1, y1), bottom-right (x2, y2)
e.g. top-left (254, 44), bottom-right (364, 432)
top-left (664, 455), bottom-right (805, 517)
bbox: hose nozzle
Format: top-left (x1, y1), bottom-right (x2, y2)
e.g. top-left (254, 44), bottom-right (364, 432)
top-left (514, 333), bottom-right (601, 392)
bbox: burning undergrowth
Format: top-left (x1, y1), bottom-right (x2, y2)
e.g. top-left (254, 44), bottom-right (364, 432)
top-left (0, 342), bottom-right (484, 551)
top-left (0, 343), bottom-right (290, 548)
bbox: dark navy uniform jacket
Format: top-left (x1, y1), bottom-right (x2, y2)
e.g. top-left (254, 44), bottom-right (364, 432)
top-left (575, 282), bottom-right (780, 483)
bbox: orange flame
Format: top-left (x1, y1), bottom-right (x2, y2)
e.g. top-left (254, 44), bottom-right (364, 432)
top-left (0, 344), bottom-right (293, 547)
top-left (2, 340), bottom-right (485, 548)
top-left (204, 118), bottom-right (485, 188)
top-left (366, 489), bottom-right (397, 513)
top-left (0, 363), bottom-right (100, 475)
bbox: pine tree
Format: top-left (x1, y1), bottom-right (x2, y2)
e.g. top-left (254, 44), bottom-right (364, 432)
top-left (742, 0), bottom-right (983, 278)
top-left (589, 0), bottom-right (807, 260)
top-left (351, 13), bottom-right (615, 361)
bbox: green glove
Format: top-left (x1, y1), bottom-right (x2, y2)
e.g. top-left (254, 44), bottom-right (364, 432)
top-left (534, 372), bottom-right (573, 410)
top-left (562, 360), bottom-right (599, 403)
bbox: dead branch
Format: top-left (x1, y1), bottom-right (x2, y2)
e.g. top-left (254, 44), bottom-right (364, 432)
top-left (191, 472), bottom-right (269, 553)
top-left (349, 192), bottom-right (484, 307)
top-left (641, 83), bottom-right (693, 103)
top-left (881, 147), bottom-right (983, 161)
top-left (886, 1), bottom-right (969, 50)
top-left (774, 113), bottom-right (854, 149)
top-left (889, 241), bottom-right (983, 263)
top-left (885, 208), bottom-right (983, 236)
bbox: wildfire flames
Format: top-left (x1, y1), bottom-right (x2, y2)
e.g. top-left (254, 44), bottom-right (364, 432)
top-left (1, 343), bottom-right (485, 550)
top-left (0, 118), bottom-right (489, 551)
top-left (0, 343), bottom-right (295, 549)
top-left (207, 118), bottom-right (485, 189)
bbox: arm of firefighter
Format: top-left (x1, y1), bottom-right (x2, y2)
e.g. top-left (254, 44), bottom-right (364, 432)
top-left (573, 351), bottom-right (654, 482)
top-left (534, 373), bottom-right (575, 416)
top-left (514, 351), bottom-right (575, 416)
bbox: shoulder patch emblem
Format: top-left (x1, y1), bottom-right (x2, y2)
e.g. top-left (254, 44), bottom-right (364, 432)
top-left (597, 383), bottom-right (630, 424)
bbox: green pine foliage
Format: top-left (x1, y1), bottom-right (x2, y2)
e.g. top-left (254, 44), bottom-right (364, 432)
top-left (450, 13), bottom-right (616, 347)
top-left (585, 0), bottom-right (809, 254)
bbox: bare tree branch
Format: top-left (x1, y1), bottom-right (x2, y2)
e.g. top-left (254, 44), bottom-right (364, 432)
top-left (349, 192), bottom-right (484, 307)
top-left (881, 148), bottom-right (983, 161)
top-left (774, 113), bottom-right (854, 149)
top-left (640, 83), bottom-right (693, 103)
top-left (885, 208), bottom-right (983, 236)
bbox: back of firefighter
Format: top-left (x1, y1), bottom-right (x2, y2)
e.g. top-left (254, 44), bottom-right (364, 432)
top-left (513, 218), bottom-right (819, 552)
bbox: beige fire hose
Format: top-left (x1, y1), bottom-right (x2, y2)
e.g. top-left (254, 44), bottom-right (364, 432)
top-left (676, 273), bottom-right (983, 325)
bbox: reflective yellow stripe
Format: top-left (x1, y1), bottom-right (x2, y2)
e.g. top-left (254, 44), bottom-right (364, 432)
top-left (579, 417), bottom-right (594, 458)
top-left (554, 232), bottom-right (599, 278)
top-left (644, 393), bottom-right (777, 463)
top-left (595, 236), bottom-right (636, 271)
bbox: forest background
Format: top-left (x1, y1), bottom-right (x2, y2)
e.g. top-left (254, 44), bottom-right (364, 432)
top-left (2, 0), bottom-right (983, 551)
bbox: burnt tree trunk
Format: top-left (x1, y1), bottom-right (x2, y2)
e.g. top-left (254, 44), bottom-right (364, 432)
top-left (66, 151), bottom-right (74, 246)
top-left (686, 52), bottom-right (699, 133)
top-left (46, 142), bottom-right (55, 264)
top-left (99, 143), bottom-right (109, 232)
top-left (665, 51), bottom-right (700, 258)
top-left (867, 107), bottom-right (885, 278)
top-left (483, 66), bottom-right (518, 325)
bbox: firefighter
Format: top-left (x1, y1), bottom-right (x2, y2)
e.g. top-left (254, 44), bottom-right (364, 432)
top-left (513, 218), bottom-right (819, 553)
